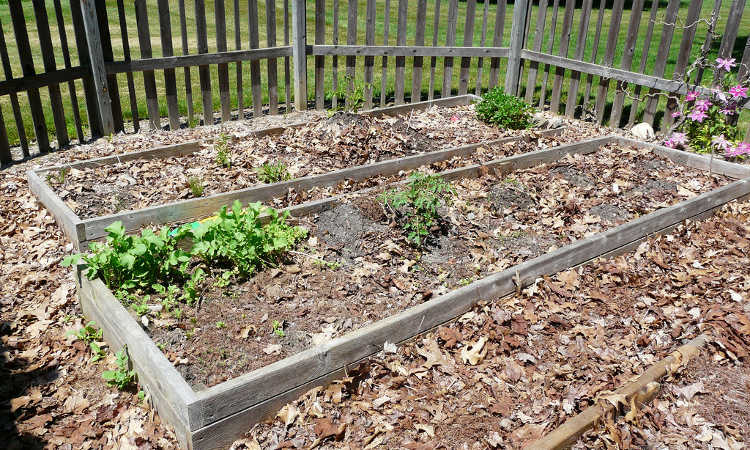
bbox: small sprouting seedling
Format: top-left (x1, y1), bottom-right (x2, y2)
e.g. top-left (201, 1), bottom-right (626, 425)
top-left (46, 168), bottom-right (69, 185)
top-left (216, 321), bottom-right (226, 329)
top-left (256, 162), bottom-right (290, 184)
top-left (458, 277), bottom-right (474, 287)
top-left (215, 133), bottom-right (231, 168)
top-left (186, 328), bottom-right (195, 339)
top-left (157, 343), bottom-right (166, 351)
top-left (133, 301), bottom-right (150, 316)
top-left (272, 320), bottom-right (285, 338)
top-left (69, 321), bottom-right (103, 344)
top-left (89, 342), bottom-right (107, 363)
top-left (102, 348), bottom-right (136, 390)
top-left (137, 390), bottom-right (146, 402)
top-left (188, 177), bottom-right (204, 197)
top-left (328, 74), bottom-right (371, 112)
top-left (380, 172), bottom-right (454, 247)
top-left (172, 308), bottom-right (183, 320)
top-left (313, 257), bottom-right (341, 270)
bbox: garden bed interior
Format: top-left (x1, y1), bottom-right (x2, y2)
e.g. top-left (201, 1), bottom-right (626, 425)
top-left (69, 124), bottom-right (750, 450)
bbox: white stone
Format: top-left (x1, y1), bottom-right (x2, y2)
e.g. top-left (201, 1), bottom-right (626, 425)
top-left (631, 122), bottom-right (655, 140)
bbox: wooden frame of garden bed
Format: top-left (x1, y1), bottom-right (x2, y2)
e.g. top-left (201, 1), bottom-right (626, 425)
top-left (29, 94), bottom-right (570, 250)
top-left (74, 135), bottom-right (750, 449)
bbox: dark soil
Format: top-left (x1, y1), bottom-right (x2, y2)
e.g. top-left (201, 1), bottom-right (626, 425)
top-left (589, 203), bottom-right (629, 224)
top-left (488, 183), bottom-right (536, 211)
top-left (550, 164), bottom-right (595, 188)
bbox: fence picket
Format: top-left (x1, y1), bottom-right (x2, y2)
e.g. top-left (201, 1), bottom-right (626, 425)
top-left (663, 0), bottom-right (702, 131)
top-left (249, 0), bottom-right (263, 116)
top-left (694, 0), bottom-right (723, 85)
top-left (427, 0), bottom-right (440, 100)
top-left (116, 0), bottom-right (139, 132)
top-left (0, 17), bottom-right (27, 156)
top-left (235, 0), bottom-right (244, 119)
top-left (381, 0), bottom-right (391, 105)
top-left (179, 0), bottom-right (194, 125)
top-left (135, 0), bottom-right (161, 129)
top-left (315, 0), bottom-right (326, 109)
top-left (159, 0), bottom-right (181, 129)
top-left (284, 0), bottom-right (291, 112)
top-left (594, 0), bottom-right (624, 124)
top-left (411, 0), bottom-right (428, 103)
top-left (488, 0), bottom-right (506, 90)
top-left (394, 0), bottom-right (408, 104)
top-left (549, 0), bottom-right (575, 114)
top-left (538, 0), bottom-right (559, 108)
top-left (458, 0), bottom-right (476, 96)
top-left (581, 0), bottom-right (605, 117)
top-left (563, 0), bottom-right (592, 117)
top-left (70, 0), bottom-right (102, 137)
top-left (346, 0), bottom-right (358, 107)
top-left (642, 0), bottom-right (680, 126)
top-left (266, 0), bottom-right (279, 114)
top-left (475, 0), bottom-right (489, 95)
top-left (442, 0), bottom-right (459, 97)
top-left (33, 0), bottom-right (69, 147)
top-left (628, 0), bottom-right (659, 127)
top-left (215, 0), bottom-right (231, 122)
top-left (525, 0), bottom-right (548, 104)
top-left (365, 0), bottom-right (377, 107)
top-left (609, 0), bottom-right (644, 127)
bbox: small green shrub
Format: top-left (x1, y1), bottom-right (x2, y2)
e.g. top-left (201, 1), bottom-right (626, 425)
top-left (475, 87), bottom-right (534, 129)
top-left (188, 177), bottom-right (204, 197)
top-left (215, 133), bottom-right (232, 168)
top-left (102, 348), bottom-right (136, 390)
top-left (380, 172), bottom-right (454, 247)
top-left (327, 74), bottom-right (370, 112)
top-left (69, 321), bottom-right (103, 343)
top-left (256, 162), bottom-right (290, 184)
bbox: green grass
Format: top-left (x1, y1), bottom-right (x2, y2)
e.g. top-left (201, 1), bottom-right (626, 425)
top-left (0, 0), bottom-right (747, 148)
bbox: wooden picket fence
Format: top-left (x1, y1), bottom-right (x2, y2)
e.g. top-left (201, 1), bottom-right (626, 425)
top-left (0, 0), bottom-right (748, 166)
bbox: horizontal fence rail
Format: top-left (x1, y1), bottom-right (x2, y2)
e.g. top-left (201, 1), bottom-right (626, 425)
top-left (0, 0), bottom-right (748, 166)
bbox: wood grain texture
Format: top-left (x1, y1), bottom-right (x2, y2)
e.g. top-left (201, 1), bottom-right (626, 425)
top-left (116, 0), bottom-right (139, 132)
top-left (179, 0), bottom-right (195, 124)
top-left (609, 0), bottom-right (644, 127)
top-left (248, 0), bottom-right (263, 117)
top-left (538, 0), bottom-right (559, 108)
top-left (311, 45), bottom-right (509, 58)
top-left (215, 0), bottom-right (232, 122)
top-left (505, 0), bottom-right (528, 95)
top-left (134, 0), bottom-right (161, 130)
top-left (411, 0), bottom-right (428, 102)
top-left (291, 0), bottom-right (307, 110)
top-left (266, 0), bottom-right (279, 114)
top-left (364, 0), bottom-right (377, 107)
top-left (549, 0), bottom-right (574, 113)
top-left (458, 0), bottom-right (476, 96)
top-left (594, 0), bottom-right (624, 124)
top-left (488, 0), bottom-right (506, 90)
top-left (158, 0), bottom-right (182, 129)
top-left (642, 0), bottom-right (680, 125)
top-left (314, 0), bottom-right (326, 109)
top-left (628, 0), bottom-right (659, 127)
top-left (195, 0), bottom-right (214, 125)
top-left (563, 0), bottom-right (592, 117)
top-left (442, 0), bottom-right (459, 97)
top-left (394, 0), bottom-right (408, 104)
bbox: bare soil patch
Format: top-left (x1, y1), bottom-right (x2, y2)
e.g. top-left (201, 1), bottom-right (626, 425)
top-left (143, 143), bottom-right (730, 389)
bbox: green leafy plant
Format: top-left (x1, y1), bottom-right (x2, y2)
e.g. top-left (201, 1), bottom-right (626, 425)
top-left (215, 133), bottom-right (232, 168)
top-left (476, 87), bottom-right (534, 130)
top-left (69, 321), bottom-right (103, 343)
top-left (380, 172), bottom-right (454, 247)
top-left (102, 348), bottom-right (136, 390)
top-left (46, 168), bottom-right (69, 185)
top-left (188, 177), bottom-right (204, 197)
top-left (89, 342), bottom-right (107, 363)
top-left (272, 320), bottom-right (285, 338)
top-left (327, 74), bottom-right (370, 112)
top-left (216, 321), bottom-right (226, 329)
top-left (256, 162), bottom-right (290, 184)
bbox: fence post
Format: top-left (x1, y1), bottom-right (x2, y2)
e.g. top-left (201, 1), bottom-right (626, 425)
top-left (80, 0), bottom-right (114, 135)
top-left (291, 0), bottom-right (307, 111)
top-left (504, 0), bottom-right (529, 95)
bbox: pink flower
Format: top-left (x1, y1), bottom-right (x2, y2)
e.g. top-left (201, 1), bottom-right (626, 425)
top-left (736, 142), bottom-right (750, 155)
top-left (664, 139), bottom-right (676, 148)
top-left (712, 134), bottom-right (732, 151)
top-left (670, 132), bottom-right (687, 146)
top-left (450, 115), bottom-right (459, 123)
top-left (694, 99), bottom-right (712, 112)
top-left (725, 146), bottom-right (739, 157)
top-left (687, 109), bottom-right (708, 122)
top-left (671, 111), bottom-right (682, 118)
top-left (685, 91), bottom-right (699, 101)
top-left (716, 57), bottom-right (736, 72)
top-left (729, 85), bottom-right (748, 99)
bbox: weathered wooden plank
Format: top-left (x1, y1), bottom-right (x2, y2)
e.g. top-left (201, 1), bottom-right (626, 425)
top-left (427, 0), bottom-right (440, 100)
top-left (134, 0), bottom-right (161, 130)
top-left (33, 0), bottom-right (69, 147)
top-left (9, 1), bottom-right (50, 152)
top-left (314, 0), bottom-right (326, 110)
top-left (234, 0), bottom-right (243, 119)
top-left (563, 0), bottom-right (592, 117)
top-left (364, 0), bottom-right (377, 107)
top-left (394, 0), bottom-right (408, 104)
top-left (283, 0), bottom-right (292, 112)
top-left (332, 0), bottom-right (341, 108)
top-left (442, 0), bottom-right (459, 97)
top-left (581, 0), bottom-right (605, 117)
top-left (488, 0), bottom-right (506, 89)
top-left (538, 0), bottom-right (559, 108)
top-left (312, 45), bottom-right (510, 58)
top-left (549, 0), bottom-right (575, 113)
top-left (594, 0), bottom-right (625, 124)
top-left (663, 0), bottom-right (702, 131)
top-left (411, 0), bottom-right (428, 103)
top-left (69, 0), bottom-right (102, 137)
top-left (93, 0), bottom-right (123, 134)
top-left (717, 0), bottom-right (745, 61)
top-left (291, 0), bottom-right (306, 110)
top-left (27, 169), bottom-right (84, 249)
top-left (0, 107), bottom-right (10, 164)
top-left (458, 0), bottom-right (476, 96)
top-left (214, 0), bottom-right (231, 122)
top-left (195, 0), bottom-right (213, 125)
top-left (345, 0), bottom-right (358, 107)
top-left (81, 0), bottom-right (115, 137)
top-left (609, 0), bottom-right (644, 127)
top-left (693, 0), bottom-right (723, 85)
top-left (474, 0), bottom-right (489, 95)
top-left (642, 0), bottom-right (680, 126)
top-left (381, 0), bottom-right (391, 105)
top-left (266, 0), bottom-right (279, 114)
top-left (179, 0), bottom-right (194, 125)
top-left (157, 0), bottom-right (181, 129)
top-left (738, 36), bottom-right (750, 82)
top-left (627, 0), bottom-right (659, 127)
top-left (0, 67), bottom-right (88, 97)
top-left (248, 0), bottom-right (263, 117)
top-left (106, 47), bottom-right (293, 74)
top-left (52, 0), bottom-right (85, 141)
top-left (505, 0), bottom-right (528, 95)
top-left (77, 273), bottom-right (196, 447)
top-left (0, 16), bottom-right (28, 155)
top-left (115, 0), bottom-right (139, 132)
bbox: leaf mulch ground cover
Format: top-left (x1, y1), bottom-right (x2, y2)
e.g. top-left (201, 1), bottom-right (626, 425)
top-left (236, 201), bottom-right (750, 450)
top-left (146, 142), bottom-right (730, 389)
top-left (46, 105), bottom-right (603, 219)
top-left (1, 111), bottom-right (747, 449)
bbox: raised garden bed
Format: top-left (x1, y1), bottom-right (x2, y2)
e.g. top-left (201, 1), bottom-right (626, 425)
top-left (29, 95), bottom-right (602, 250)
top-left (72, 135), bottom-right (750, 449)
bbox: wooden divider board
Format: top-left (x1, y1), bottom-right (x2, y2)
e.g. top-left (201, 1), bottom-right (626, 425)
top-left (75, 136), bottom-right (750, 450)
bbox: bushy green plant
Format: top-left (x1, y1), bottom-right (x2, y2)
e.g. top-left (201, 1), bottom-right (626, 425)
top-left (188, 177), bottom-right (204, 197)
top-left (475, 87), bottom-right (534, 130)
top-left (102, 348), bottom-right (136, 390)
top-left (215, 133), bottom-right (232, 168)
top-left (380, 173), bottom-right (454, 247)
top-left (69, 320), bottom-right (103, 343)
top-left (256, 162), bottom-right (290, 184)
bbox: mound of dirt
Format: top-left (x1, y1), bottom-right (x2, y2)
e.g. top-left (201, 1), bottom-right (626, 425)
top-left (315, 203), bottom-right (385, 260)
top-left (488, 184), bottom-right (535, 211)
top-left (550, 165), bottom-right (595, 188)
top-left (589, 203), bottom-right (630, 224)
